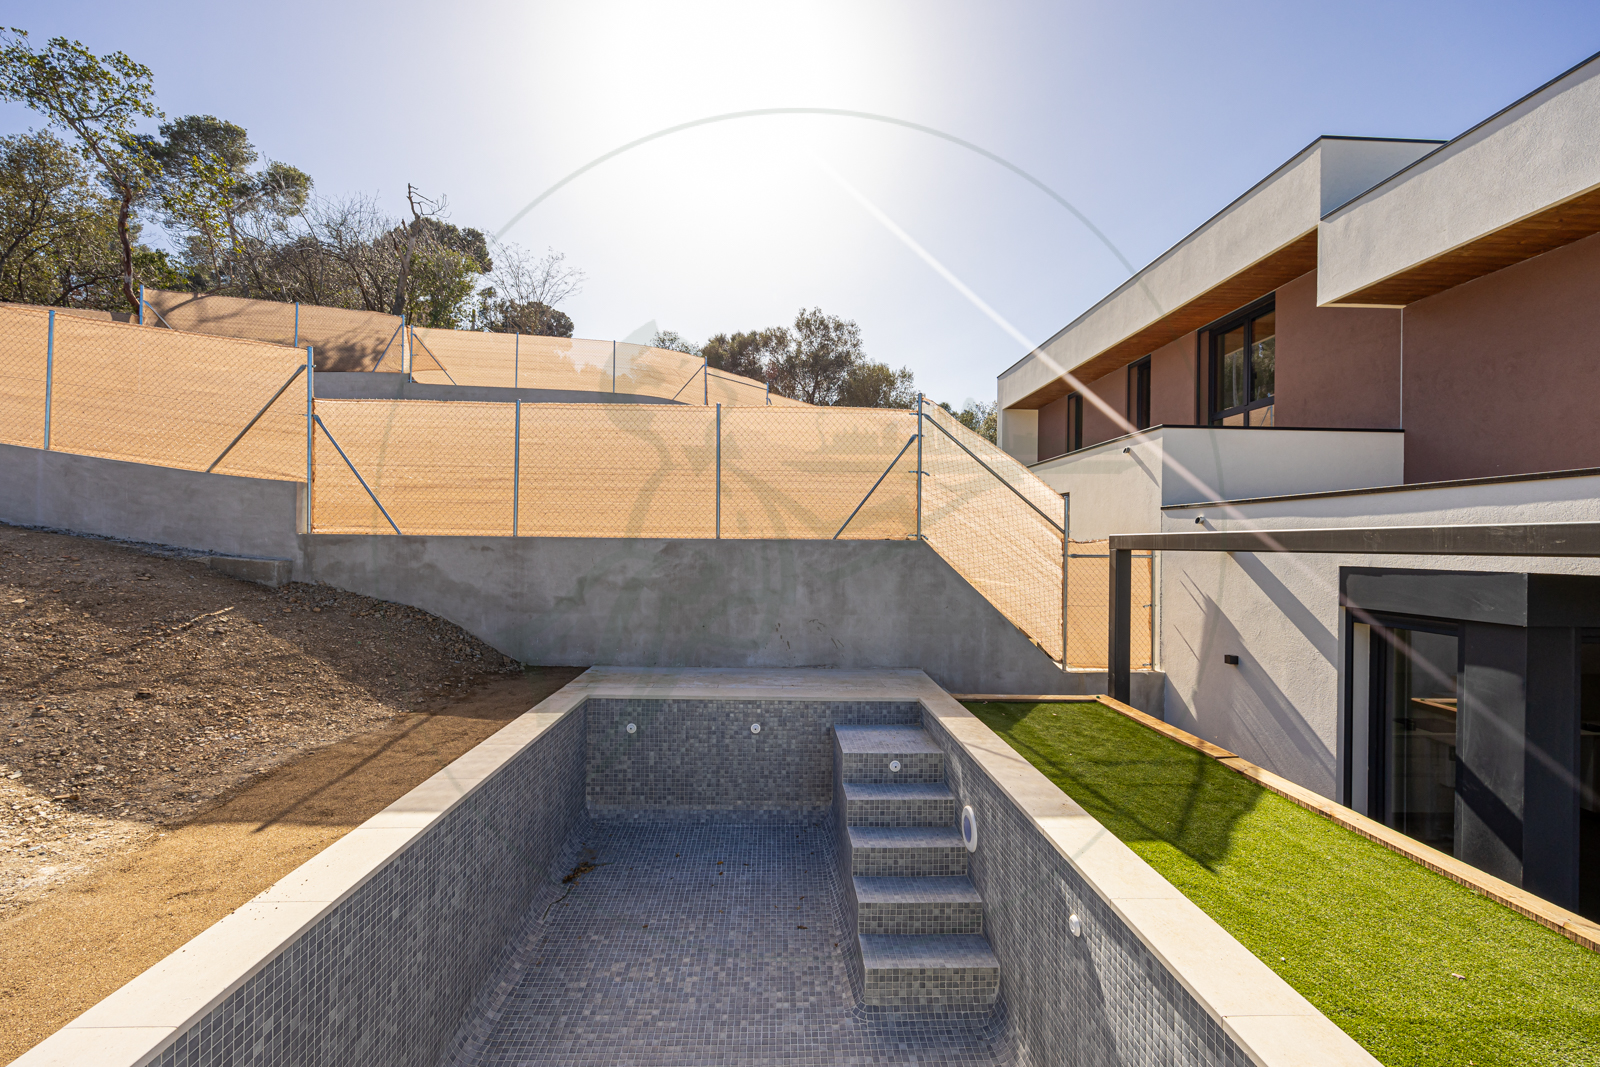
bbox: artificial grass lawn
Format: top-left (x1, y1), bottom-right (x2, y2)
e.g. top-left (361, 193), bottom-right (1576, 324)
top-left (964, 700), bottom-right (1600, 1067)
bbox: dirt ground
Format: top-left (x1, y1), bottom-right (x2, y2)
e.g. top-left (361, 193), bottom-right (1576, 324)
top-left (0, 522), bottom-right (586, 1062)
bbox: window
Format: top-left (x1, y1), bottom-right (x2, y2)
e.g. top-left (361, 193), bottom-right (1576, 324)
top-left (1580, 637), bottom-right (1600, 919)
top-left (1066, 393), bottom-right (1083, 452)
top-left (1370, 618), bottom-right (1462, 855)
top-left (1209, 302), bottom-right (1275, 426)
top-left (1128, 357), bottom-right (1151, 430)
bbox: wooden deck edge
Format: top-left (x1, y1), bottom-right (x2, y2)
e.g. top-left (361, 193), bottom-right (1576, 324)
top-left (948, 691), bottom-right (1600, 954)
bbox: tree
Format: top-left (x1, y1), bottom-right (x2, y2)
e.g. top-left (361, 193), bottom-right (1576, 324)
top-left (147, 114), bottom-right (310, 293)
top-left (474, 242), bottom-right (581, 336)
top-left (941, 399), bottom-right (997, 443)
top-left (650, 330), bottom-right (699, 354)
top-left (767, 307), bottom-right (863, 405)
top-left (838, 360), bottom-right (916, 408)
top-left (703, 327), bottom-right (788, 379)
top-left (0, 129), bottom-right (122, 307)
top-left (0, 30), bottom-right (162, 311)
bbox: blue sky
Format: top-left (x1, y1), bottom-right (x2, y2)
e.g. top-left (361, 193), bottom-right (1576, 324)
top-left (3, 1), bottom-right (1597, 406)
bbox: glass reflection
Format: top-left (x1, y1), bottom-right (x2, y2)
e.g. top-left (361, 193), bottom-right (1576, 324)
top-left (1382, 626), bottom-right (1461, 855)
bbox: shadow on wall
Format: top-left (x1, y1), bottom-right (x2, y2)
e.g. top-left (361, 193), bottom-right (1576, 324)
top-left (1167, 572), bottom-right (1335, 793)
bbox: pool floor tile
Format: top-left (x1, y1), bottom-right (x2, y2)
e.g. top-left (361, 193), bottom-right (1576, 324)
top-left (459, 818), bottom-right (1010, 1066)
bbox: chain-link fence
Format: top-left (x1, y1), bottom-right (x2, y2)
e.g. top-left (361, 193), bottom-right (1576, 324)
top-left (0, 300), bottom-right (1157, 670)
top-left (0, 303), bottom-right (307, 481)
top-left (141, 289), bottom-right (795, 405)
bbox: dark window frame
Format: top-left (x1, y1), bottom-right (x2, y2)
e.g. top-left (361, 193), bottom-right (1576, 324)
top-left (1366, 611), bottom-right (1465, 832)
top-left (1207, 296), bottom-right (1276, 426)
top-left (1127, 356), bottom-right (1151, 430)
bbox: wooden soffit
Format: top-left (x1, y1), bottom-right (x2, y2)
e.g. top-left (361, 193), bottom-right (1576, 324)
top-left (1332, 183), bottom-right (1600, 307)
top-left (1015, 231), bottom-right (1318, 409)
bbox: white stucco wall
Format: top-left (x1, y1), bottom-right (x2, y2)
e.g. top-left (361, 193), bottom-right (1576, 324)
top-left (1319, 54), bottom-right (1600, 305)
top-left (1157, 472), bottom-right (1600, 804)
top-left (1028, 427), bottom-right (1405, 539)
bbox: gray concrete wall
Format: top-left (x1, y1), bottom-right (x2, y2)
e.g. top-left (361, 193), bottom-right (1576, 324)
top-left (0, 443), bottom-right (303, 562)
top-left (0, 445), bottom-right (1163, 707)
top-left (314, 372), bottom-right (682, 405)
top-left (301, 535), bottom-right (1162, 705)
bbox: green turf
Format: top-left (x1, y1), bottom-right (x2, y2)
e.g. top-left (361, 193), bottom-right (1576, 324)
top-left (963, 700), bottom-right (1600, 1067)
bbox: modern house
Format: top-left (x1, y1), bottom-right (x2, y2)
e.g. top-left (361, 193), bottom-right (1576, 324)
top-left (997, 52), bottom-right (1600, 921)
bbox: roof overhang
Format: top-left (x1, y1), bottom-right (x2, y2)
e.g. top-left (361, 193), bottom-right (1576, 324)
top-left (1319, 51), bottom-right (1600, 307)
top-left (1001, 137), bottom-right (1441, 411)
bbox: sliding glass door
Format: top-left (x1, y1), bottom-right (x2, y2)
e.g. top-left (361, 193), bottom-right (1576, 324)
top-left (1371, 619), bottom-right (1463, 855)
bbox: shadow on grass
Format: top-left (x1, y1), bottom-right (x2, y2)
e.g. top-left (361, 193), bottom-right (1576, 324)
top-left (965, 700), bottom-right (1261, 870)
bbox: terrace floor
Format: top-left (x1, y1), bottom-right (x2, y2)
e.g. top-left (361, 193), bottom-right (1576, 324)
top-left (449, 817), bottom-right (1009, 1066)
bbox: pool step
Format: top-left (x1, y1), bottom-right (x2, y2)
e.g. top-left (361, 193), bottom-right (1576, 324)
top-left (843, 781), bottom-right (957, 827)
top-left (849, 825), bottom-right (968, 877)
top-left (835, 725), bottom-right (945, 783)
top-left (834, 723), bottom-right (1000, 1010)
top-left (854, 876), bottom-right (984, 935)
top-left (860, 934), bottom-right (1001, 1009)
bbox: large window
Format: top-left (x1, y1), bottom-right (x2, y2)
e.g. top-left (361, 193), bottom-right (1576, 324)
top-left (1370, 618), bottom-right (1462, 855)
top-left (1210, 302), bottom-right (1275, 426)
top-left (1128, 357), bottom-right (1151, 430)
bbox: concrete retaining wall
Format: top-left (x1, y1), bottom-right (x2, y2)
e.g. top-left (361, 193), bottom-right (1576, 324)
top-left (0, 443), bottom-right (303, 562)
top-left (0, 444), bottom-right (1163, 708)
top-left (313, 372), bottom-right (681, 405)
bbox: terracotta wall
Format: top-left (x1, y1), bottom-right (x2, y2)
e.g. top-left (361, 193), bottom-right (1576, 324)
top-left (1038, 394), bottom-right (1069, 461)
top-left (1150, 332), bottom-right (1197, 426)
top-left (1082, 366), bottom-right (1127, 447)
top-left (1273, 271), bottom-right (1401, 430)
top-left (1401, 229), bottom-right (1600, 482)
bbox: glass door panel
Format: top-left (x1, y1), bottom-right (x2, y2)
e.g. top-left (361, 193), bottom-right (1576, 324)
top-left (1376, 624), bottom-right (1461, 855)
top-left (1580, 639), bottom-right (1600, 920)
top-left (1249, 310), bottom-right (1276, 401)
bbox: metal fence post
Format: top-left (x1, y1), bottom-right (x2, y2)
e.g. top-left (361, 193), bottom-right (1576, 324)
top-left (703, 357), bottom-right (709, 406)
top-left (514, 332), bottom-right (520, 389)
top-left (612, 340), bottom-right (617, 393)
top-left (293, 302), bottom-right (300, 348)
top-left (1061, 492), bottom-right (1070, 668)
top-left (400, 315), bottom-right (410, 377)
top-left (513, 399), bottom-right (521, 537)
top-left (915, 393), bottom-right (924, 540)
top-left (715, 402), bottom-right (722, 538)
top-left (305, 345), bottom-right (315, 534)
top-left (138, 285), bottom-right (145, 327)
top-left (765, 380), bottom-right (770, 406)
top-left (42, 310), bottom-right (54, 450)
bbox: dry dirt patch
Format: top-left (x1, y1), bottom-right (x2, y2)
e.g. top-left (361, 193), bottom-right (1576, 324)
top-left (0, 522), bottom-right (587, 1060)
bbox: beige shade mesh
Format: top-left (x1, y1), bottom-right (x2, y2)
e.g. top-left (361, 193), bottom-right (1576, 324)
top-left (0, 305), bottom-right (48, 448)
top-left (409, 329), bottom-right (614, 391)
top-left (143, 289), bottom-right (402, 373)
top-left (0, 305), bottom-right (307, 480)
top-left (312, 400), bottom-right (517, 535)
top-left (920, 404), bottom-right (1066, 663)
top-left (1063, 542), bottom-right (1155, 670)
top-left (719, 407), bottom-right (917, 539)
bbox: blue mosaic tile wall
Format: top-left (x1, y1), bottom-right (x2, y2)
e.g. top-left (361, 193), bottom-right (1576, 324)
top-left (149, 706), bottom-right (589, 1067)
top-left (585, 699), bottom-right (921, 814)
top-left (923, 709), bottom-right (1252, 1067)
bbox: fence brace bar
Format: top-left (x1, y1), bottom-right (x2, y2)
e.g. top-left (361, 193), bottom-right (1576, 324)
top-left (312, 413), bottom-right (402, 535)
top-left (42, 310), bottom-right (54, 450)
top-left (512, 399), bottom-right (521, 536)
top-left (206, 365), bottom-right (307, 473)
top-left (919, 401), bottom-right (1063, 535)
top-left (715, 403), bottom-right (721, 538)
top-left (835, 434), bottom-right (918, 540)
top-left (410, 329), bottom-right (458, 385)
top-left (372, 320), bottom-right (404, 372)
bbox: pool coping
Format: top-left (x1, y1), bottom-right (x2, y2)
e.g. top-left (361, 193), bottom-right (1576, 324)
top-left (952, 692), bottom-right (1600, 953)
top-left (14, 668), bottom-right (1375, 1067)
